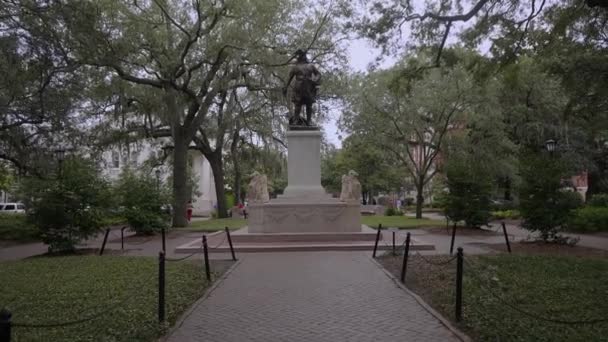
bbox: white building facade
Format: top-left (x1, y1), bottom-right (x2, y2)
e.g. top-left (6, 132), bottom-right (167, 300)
top-left (100, 140), bottom-right (217, 216)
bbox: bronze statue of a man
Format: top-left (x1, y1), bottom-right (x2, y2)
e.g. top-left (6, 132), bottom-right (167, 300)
top-left (283, 49), bottom-right (321, 126)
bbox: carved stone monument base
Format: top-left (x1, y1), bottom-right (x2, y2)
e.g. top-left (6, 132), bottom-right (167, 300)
top-left (248, 128), bottom-right (361, 234)
top-left (248, 200), bottom-right (360, 233)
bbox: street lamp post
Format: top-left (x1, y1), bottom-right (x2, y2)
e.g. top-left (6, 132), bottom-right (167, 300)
top-left (155, 169), bottom-right (161, 191)
top-left (545, 139), bottom-right (557, 157)
top-left (54, 148), bottom-right (66, 179)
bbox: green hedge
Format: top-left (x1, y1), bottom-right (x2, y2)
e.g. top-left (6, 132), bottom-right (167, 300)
top-left (491, 210), bottom-right (521, 220)
top-left (384, 208), bottom-right (404, 216)
top-left (0, 213), bottom-right (39, 242)
top-left (567, 207), bottom-right (608, 233)
top-left (588, 193), bottom-right (608, 207)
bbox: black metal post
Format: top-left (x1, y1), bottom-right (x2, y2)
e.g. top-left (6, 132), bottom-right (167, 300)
top-left (449, 223), bottom-right (457, 255)
top-left (455, 247), bottom-right (463, 322)
top-left (158, 251), bottom-right (165, 323)
top-left (161, 227), bottom-right (166, 253)
top-left (400, 233), bottom-right (411, 283)
top-left (121, 226), bottom-right (127, 251)
top-left (0, 308), bottom-right (11, 342)
top-left (99, 228), bottom-right (110, 256)
top-left (243, 210), bottom-right (248, 219)
top-left (392, 231), bottom-right (396, 256)
top-left (225, 227), bottom-right (237, 261)
top-left (501, 222), bottom-right (512, 253)
top-left (202, 235), bottom-right (211, 281)
top-left (372, 224), bottom-right (382, 258)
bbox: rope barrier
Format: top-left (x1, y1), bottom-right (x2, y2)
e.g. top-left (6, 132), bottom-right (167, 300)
top-left (462, 256), bottom-right (608, 325)
top-left (166, 243), bottom-right (204, 262)
top-left (165, 252), bottom-right (197, 262)
top-left (208, 232), bottom-right (227, 250)
top-left (11, 294), bottom-right (136, 328)
top-left (166, 230), bottom-right (226, 261)
top-left (413, 252), bottom-right (458, 266)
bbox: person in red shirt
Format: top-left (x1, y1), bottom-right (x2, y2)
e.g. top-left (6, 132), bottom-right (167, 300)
top-left (186, 200), bottom-right (193, 222)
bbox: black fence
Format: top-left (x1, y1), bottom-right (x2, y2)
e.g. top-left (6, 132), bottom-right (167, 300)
top-left (0, 227), bottom-right (238, 342)
top-left (394, 234), bottom-right (608, 327)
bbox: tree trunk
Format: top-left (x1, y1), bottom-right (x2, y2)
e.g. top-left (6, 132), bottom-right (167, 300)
top-left (231, 137), bottom-right (242, 205)
top-left (172, 133), bottom-right (190, 227)
top-left (415, 181), bottom-right (424, 219)
top-left (208, 152), bottom-right (229, 218)
top-left (233, 161), bottom-right (241, 205)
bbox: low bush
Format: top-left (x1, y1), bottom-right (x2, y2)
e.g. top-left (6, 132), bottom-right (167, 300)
top-left (0, 213), bottom-right (39, 242)
top-left (519, 152), bottom-right (583, 241)
top-left (588, 193), bottom-right (608, 207)
top-left (491, 210), bottom-right (521, 220)
top-left (20, 158), bottom-right (112, 252)
top-left (384, 207), bottom-right (396, 216)
top-left (567, 207), bottom-right (608, 233)
top-left (115, 169), bottom-right (171, 235)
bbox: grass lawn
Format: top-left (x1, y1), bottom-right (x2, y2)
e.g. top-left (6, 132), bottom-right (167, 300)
top-left (0, 214), bottom-right (39, 242)
top-left (184, 218), bottom-right (246, 231)
top-left (184, 216), bottom-right (443, 231)
top-left (378, 254), bottom-right (608, 341)
top-left (362, 215), bottom-right (444, 229)
top-left (0, 255), bottom-right (219, 341)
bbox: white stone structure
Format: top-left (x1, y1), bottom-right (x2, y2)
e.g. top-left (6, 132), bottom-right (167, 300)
top-left (99, 141), bottom-right (217, 216)
top-left (248, 129), bottom-right (361, 233)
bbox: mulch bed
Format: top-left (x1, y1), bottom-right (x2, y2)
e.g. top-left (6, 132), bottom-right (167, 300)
top-left (474, 241), bottom-right (608, 258)
top-left (427, 226), bottom-right (500, 236)
top-left (378, 253), bottom-right (458, 319)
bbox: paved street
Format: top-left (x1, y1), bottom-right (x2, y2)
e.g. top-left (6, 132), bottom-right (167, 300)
top-left (165, 252), bottom-right (462, 342)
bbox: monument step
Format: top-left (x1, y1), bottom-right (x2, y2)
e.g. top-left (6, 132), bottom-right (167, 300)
top-left (175, 241), bottom-right (435, 253)
top-left (230, 228), bottom-right (378, 243)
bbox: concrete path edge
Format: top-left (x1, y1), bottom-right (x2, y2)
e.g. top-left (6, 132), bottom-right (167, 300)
top-left (159, 259), bottom-right (243, 342)
top-left (368, 256), bottom-right (472, 342)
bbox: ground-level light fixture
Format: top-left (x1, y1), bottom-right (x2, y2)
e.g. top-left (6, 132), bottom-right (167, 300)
top-left (545, 139), bottom-right (557, 153)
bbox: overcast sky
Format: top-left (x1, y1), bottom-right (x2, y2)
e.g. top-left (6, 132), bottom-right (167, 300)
top-left (322, 38), bottom-right (397, 148)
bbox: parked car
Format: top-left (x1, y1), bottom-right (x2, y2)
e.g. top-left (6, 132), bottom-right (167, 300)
top-left (0, 202), bottom-right (26, 214)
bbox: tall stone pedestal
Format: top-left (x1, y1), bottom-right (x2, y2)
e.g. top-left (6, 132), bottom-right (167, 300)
top-left (248, 128), bottom-right (361, 234)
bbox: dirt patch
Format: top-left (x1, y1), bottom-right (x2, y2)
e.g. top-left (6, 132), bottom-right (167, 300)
top-left (473, 241), bottom-right (608, 258)
top-left (29, 248), bottom-right (126, 258)
top-left (378, 253), bottom-right (458, 320)
top-left (427, 226), bottom-right (500, 236)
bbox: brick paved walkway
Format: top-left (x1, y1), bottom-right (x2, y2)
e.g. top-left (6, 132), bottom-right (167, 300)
top-left (166, 252), bottom-right (462, 342)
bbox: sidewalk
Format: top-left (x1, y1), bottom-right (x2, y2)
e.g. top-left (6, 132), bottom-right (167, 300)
top-left (165, 252), bottom-right (463, 342)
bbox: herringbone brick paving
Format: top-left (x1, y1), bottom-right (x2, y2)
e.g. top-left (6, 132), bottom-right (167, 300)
top-left (166, 252), bottom-right (461, 342)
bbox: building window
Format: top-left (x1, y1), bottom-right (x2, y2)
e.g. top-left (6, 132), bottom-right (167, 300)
top-left (112, 151), bottom-right (120, 168)
top-left (130, 151), bottom-right (139, 165)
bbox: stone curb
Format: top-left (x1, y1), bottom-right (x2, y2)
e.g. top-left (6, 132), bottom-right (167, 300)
top-left (159, 258), bottom-right (243, 342)
top-left (368, 256), bottom-right (472, 342)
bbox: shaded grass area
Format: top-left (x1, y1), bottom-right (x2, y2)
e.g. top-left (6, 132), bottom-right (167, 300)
top-left (379, 253), bottom-right (608, 341)
top-left (0, 214), bottom-right (39, 243)
top-left (183, 216), bottom-right (445, 231)
top-left (184, 218), bottom-right (246, 231)
top-left (0, 256), bottom-right (225, 341)
top-left (362, 215), bottom-right (444, 229)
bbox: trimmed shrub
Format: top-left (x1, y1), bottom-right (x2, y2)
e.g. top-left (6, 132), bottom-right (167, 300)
top-left (519, 152), bottom-right (583, 241)
top-left (0, 213), bottom-right (39, 242)
top-left (443, 158), bottom-right (493, 228)
top-left (115, 169), bottom-right (171, 235)
top-left (588, 194), bottom-right (608, 207)
top-left (491, 210), bottom-right (521, 220)
top-left (20, 158), bottom-right (111, 252)
top-left (384, 207), bottom-right (396, 216)
top-left (567, 207), bottom-right (608, 233)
